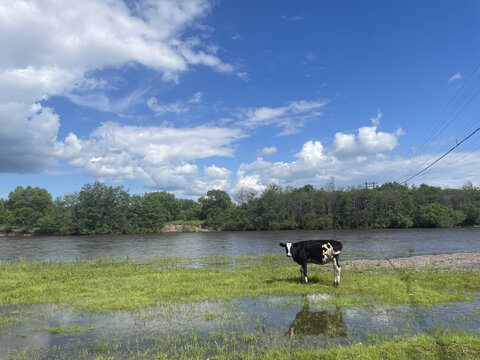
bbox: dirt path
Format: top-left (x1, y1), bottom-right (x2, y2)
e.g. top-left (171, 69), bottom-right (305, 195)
top-left (345, 252), bottom-right (480, 271)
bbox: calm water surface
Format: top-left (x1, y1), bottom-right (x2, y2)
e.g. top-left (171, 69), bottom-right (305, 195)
top-left (1, 228), bottom-right (479, 262)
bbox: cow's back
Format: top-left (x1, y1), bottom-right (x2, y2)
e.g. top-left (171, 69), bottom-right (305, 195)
top-left (301, 240), bottom-right (342, 252)
top-left (294, 240), bottom-right (342, 264)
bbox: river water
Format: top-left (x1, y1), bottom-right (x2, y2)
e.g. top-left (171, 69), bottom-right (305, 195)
top-left (1, 228), bottom-right (479, 262)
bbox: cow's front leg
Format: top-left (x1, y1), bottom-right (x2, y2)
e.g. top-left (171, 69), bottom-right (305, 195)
top-left (300, 263), bottom-right (308, 283)
top-left (332, 256), bottom-right (341, 287)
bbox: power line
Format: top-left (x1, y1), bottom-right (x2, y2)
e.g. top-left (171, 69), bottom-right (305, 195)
top-left (399, 63), bottom-right (480, 177)
top-left (439, 137), bottom-right (480, 171)
top-left (401, 126), bottom-right (480, 185)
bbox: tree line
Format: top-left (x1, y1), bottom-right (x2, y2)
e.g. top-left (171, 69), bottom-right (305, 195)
top-left (1, 181), bottom-right (479, 235)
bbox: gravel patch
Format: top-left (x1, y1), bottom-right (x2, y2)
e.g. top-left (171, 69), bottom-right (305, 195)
top-left (345, 252), bottom-right (480, 271)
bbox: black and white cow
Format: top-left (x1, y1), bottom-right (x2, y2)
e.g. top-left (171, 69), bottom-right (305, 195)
top-left (279, 240), bottom-right (343, 286)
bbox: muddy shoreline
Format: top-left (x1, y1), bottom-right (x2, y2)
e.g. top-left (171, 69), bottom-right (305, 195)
top-left (346, 252), bottom-right (480, 271)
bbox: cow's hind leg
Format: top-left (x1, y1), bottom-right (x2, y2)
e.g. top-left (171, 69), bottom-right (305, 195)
top-left (332, 255), bottom-right (341, 287)
top-left (300, 263), bottom-right (308, 283)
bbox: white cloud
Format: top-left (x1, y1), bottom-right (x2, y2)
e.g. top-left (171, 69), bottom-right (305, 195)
top-left (357, 126), bottom-right (399, 152)
top-left (204, 164), bottom-right (232, 179)
top-left (174, 163), bottom-right (198, 175)
top-left (239, 144), bottom-right (403, 191)
top-left (234, 125), bottom-right (480, 192)
top-left (236, 71), bottom-right (250, 81)
top-left (0, 0), bottom-right (227, 103)
top-left (282, 15), bottom-right (302, 22)
top-left (296, 141), bottom-right (326, 163)
top-left (257, 147), bottom-right (278, 156)
top-left (147, 98), bottom-right (186, 116)
top-left (57, 122), bottom-right (244, 193)
top-left (235, 122), bottom-right (408, 191)
top-left (231, 170), bottom-right (267, 195)
top-left (370, 108), bottom-right (382, 126)
top-left (189, 91), bottom-right (203, 103)
top-left (332, 132), bottom-right (357, 158)
top-left (174, 39), bottom-right (234, 73)
top-left (448, 72), bottom-right (462, 83)
top-left (238, 99), bottom-right (328, 135)
top-left (303, 52), bottom-right (315, 64)
top-left (332, 126), bottom-right (403, 158)
top-left (191, 165), bottom-right (233, 193)
top-left (147, 91), bottom-right (202, 116)
top-left (68, 87), bottom-right (148, 113)
top-left (0, 0), bottom-right (234, 175)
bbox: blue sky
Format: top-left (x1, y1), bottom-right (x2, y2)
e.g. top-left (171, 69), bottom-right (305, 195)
top-left (1, 0), bottom-right (480, 199)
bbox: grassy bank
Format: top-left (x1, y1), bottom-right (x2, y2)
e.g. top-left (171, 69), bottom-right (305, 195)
top-left (0, 255), bottom-right (479, 311)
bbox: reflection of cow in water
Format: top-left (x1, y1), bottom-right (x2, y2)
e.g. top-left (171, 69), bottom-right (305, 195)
top-left (288, 300), bottom-right (346, 338)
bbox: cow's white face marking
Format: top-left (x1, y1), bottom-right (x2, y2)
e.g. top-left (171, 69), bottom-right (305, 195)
top-left (286, 242), bottom-right (293, 257)
top-left (322, 242), bottom-right (335, 262)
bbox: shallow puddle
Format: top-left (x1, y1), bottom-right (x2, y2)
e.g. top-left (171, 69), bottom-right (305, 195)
top-left (1, 294), bottom-right (479, 358)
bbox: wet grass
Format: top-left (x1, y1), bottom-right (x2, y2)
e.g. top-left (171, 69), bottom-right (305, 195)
top-left (38, 325), bottom-right (94, 334)
top-left (2, 329), bottom-right (479, 359)
top-left (0, 255), bottom-right (478, 312)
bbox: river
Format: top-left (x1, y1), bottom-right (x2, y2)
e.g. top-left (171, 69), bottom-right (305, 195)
top-left (1, 228), bottom-right (479, 262)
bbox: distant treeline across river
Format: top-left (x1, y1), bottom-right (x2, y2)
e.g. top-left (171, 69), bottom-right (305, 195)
top-left (1, 181), bottom-right (480, 235)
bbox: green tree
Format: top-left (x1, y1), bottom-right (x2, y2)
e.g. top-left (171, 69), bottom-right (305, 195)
top-left (35, 193), bottom-right (80, 235)
top-left (125, 194), bottom-right (144, 234)
top-left (463, 206), bottom-right (480, 226)
top-left (73, 182), bottom-right (130, 234)
top-left (254, 184), bottom-right (287, 230)
top-left (235, 187), bottom-right (258, 206)
top-left (305, 213), bottom-right (333, 230)
top-left (138, 192), bottom-right (170, 232)
top-left (177, 198), bottom-right (202, 221)
top-left (285, 185), bottom-right (315, 229)
top-left (368, 183), bottom-right (414, 229)
top-left (5, 186), bottom-right (53, 229)
top-left (0, 199), bottom-right (6, 225)
top-left (414, 203), bottom-right (465, 228)
top-left (199, 189), bottom-right (233, 229)
top-left (221, 206), bottom-right (249, 230)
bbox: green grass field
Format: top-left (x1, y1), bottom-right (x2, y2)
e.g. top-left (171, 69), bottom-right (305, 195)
top-left (0, 255), bottom-right (478, 311)
top-left (0, 255), bottom-right (479, 359)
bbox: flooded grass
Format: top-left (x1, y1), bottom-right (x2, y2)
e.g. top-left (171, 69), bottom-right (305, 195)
top-left (0, 255), bottom-right (479, 358)
top-left (0, 255), bottom-right (478, 311)
top-left (1, 328), bottom-right (479, 359)
top-left (0, 301), bottom-right (479, 359)
top-left (37, 325), bottom-right (94, 335)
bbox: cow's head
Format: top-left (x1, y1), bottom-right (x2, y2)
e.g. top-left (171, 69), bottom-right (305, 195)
top-left (279, 242), bottom-right (293, 257)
